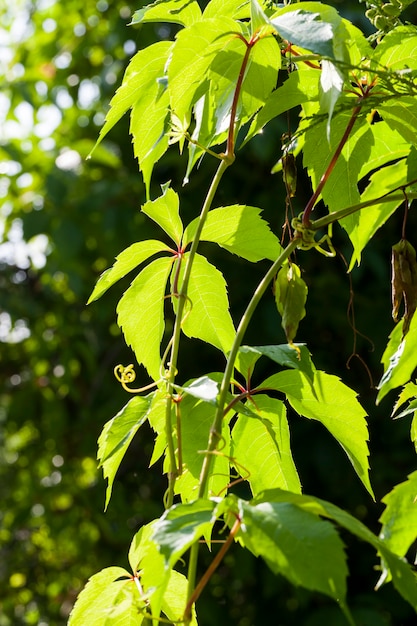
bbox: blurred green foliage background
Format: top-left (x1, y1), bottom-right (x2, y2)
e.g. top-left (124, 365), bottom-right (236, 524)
top-left (1, 1), bottom-right (416, 624)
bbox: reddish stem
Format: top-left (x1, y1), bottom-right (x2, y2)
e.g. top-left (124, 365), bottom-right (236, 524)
top-left (184, 516), bottom-right (242, 621)
top-left (302, 103), bottom-right (362, 226)
top-left (226, 36), bottom-right (256, 158)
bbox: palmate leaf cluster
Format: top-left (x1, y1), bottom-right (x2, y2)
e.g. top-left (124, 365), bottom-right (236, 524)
top-left (69, 1), bottom-right (417, 624)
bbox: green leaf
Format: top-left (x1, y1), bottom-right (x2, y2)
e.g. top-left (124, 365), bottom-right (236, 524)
top-left (142, 187), bottom-right (183, 246)
top-left (234, 345), bottom-right (263, 380)
top-left (270, 6), bottom-right (340, 58)
top-left (377, 313), bottom-right (417, 403)
top-left (379, 471), bottom-right (417, 558)
top-left (347, 150), bottom-right (416, 269)
top-left (161, 570), bottom-right (198, 626)
top-left (68, 566), bottom-right (141, 626)
top-left (303, 113), bottom-right (371, 214)
top-left (90, 41), bottom-right (172, 156)
top-left (178, 375), bottom-right (219, 405)
top-left (129, 61), bottom-right (172, 197)
top-left (173, 253), bottom-right (236, 355)
top-left (117, 256), bottom-right (173, 381)
top-left (231, 395), bottom-right (301, 495)
top-left (275, 261), bottom-right (308, 347)
top-left (87, 240), bottom-right (170, 304)
top-left (183, 205), bottom-right (282, 262)
top-left (263, 369), bottom-right (374, 497)
top-left (244, 69), bottom-right (320, 144)
top-left (168, 17), bottom-right (241, 127)
top-left (98, 395), bottom-right (153, 509)
top-left (127, 521), bottom-right (198, 625)
top-left (250, 0), bottom-right (270, 35)
top-left (392, 381), bottom-right (417, 417)
top-left (130, 0), bottom-right (202, 27)
top-left (374, 26), bottom-right (417, 71)
top-left (412, 414), bottom-right (417, 452)
top-left (319, 60), bottom-right (345, 139)
top-left (237, 499), bottom-right (350, 614)
top-left (249, 344), bottom-right (316, 384)
top-left (184, 31), bottom-right (280, 178)
top-left (377, 98), bottom-right (417, 146)
top-left (251, 489), bottom-right (417, 613)
top-left (174, 393), bottom-right (230, 502)
top-left (152, 499), bottom-right (218, 567)
top-left (203, 0), bottom-right (250, 20)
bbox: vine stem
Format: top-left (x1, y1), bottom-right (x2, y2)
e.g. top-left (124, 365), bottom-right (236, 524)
top-left (163, 157), bottom-right (231, 508)
top-left (184, 238), bottom-right (299, 625)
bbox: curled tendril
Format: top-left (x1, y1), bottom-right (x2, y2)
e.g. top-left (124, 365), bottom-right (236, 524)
top-left (114, 364), bottom-right (158, 394)
top-left (292, 215), bottom-right (336, 257)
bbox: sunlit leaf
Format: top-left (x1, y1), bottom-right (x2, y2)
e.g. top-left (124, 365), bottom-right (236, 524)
top-left (303, 112), bottom-right (370, 214)
top-left (347, 150), bottom-right (417, 269)
top-left (68, 567), bottom-right (141, 626)
top-left (90, 41), bottom-right (172, 156)
top-left (244, 69), bottom-right (320, 144)
top-left (231, 395), bottom-right (301, 495)
top-left (130, 0), bottom-right (202, 27)
top-left (172, 253), bottom-right (236, 355)
top-left (379, 471), bottom-right (417, 558)
top-left (178, 375), bottom-right (219, 405)
top-left (88, 240), bottom-right (170, 304)
top-left (183, 205), bottom-right (282, 262)
top-left (117, 257), bottom-right (173, 381)
top-left (142, 187), bottom-right (183, 246)
top-left (168, 17), bottom-right (242, 127)
top-left (174, 393), bottom-right (230, 502)
top-left (98, 395), bottom-right (153, 509)
top-left (377, 309), bottom-right (417, 403)
top-left (263, 370), bottom-right (374, 497)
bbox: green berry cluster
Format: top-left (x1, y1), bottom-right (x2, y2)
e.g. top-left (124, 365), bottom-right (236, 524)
top-left (363, 0), bottom-right (404, 32)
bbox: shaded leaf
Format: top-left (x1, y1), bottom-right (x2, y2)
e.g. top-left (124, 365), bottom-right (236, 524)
top-left (152, 499), bottom-right (218, 567)
top-left (250, 344), bottom-right (316, 384)
top-left (117, 257), bottom-right (173, 381)
top-left (237, 499), bottom-right (351, 617)
top-left (231, 395), bottom-right (301, 495)
top-left (271, 6), bottom-right (339, 58)
top-left (251, 489), bottom-right (417, 613)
